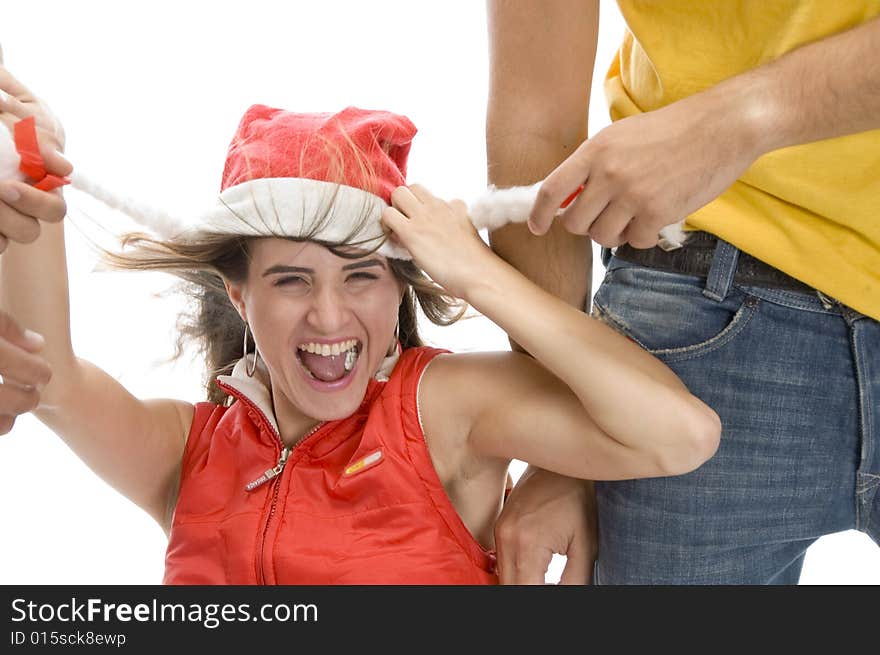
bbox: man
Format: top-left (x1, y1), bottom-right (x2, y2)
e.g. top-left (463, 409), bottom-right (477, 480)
top-left (489, 1), bottom-right (879, 583)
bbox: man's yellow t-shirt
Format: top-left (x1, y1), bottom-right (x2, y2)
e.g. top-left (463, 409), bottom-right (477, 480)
top-left (607, 1), bottom-right (880, 319)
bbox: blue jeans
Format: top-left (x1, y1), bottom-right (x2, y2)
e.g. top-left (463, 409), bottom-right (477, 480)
top-left (591, 241), bottom-right (880, 584)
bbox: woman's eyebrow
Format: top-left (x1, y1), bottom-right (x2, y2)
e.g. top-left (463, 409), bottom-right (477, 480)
top-left (261, 259), bottom-right (385, 277)
top-left (262, 265), bottom-right (313, 277)
top-left (341, 259), bottom-right (386, 271)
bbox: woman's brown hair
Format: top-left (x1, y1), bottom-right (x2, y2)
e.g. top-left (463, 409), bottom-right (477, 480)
top-left (103, 130), bottom-right (464, 403)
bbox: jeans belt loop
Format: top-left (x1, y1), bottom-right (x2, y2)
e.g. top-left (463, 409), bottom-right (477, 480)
top-left (703, 239), bottom-right (740, 302)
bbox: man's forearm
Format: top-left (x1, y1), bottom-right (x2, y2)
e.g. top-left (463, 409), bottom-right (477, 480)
top-left (489, 206), bottom-right (592, 312)
top-left (485, 0), bottom-right (599, 314)
top-left (486, 134), bottom-right (593, 333)
top-left (721, 16), bottom-right (880, 154)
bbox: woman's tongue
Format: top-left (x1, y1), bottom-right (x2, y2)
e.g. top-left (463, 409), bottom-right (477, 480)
top-left (300, 351), bottom-right (349, 382)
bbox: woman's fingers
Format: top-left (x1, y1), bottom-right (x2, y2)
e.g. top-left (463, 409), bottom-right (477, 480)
top-left (390, 185), bottom-right (422, 217)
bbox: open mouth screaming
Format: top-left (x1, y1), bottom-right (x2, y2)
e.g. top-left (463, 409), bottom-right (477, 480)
top-left (296, 339), bottom-right (361, 384)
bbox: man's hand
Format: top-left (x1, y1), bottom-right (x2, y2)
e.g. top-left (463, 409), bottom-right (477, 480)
top-left (528, 87), bottom-right (763, 249)
top-left (0, 309), bottom-right (50, 434)
top-left (0, 64), bottom-right (71, 253)
top-left (529, 16), bottom-right (880, 250)
top-left (494, 467), bottom-right (597, 584)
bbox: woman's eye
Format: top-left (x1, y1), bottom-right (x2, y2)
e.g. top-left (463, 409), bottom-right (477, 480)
top-left (274, 276), bottom-right (308, 287)
top-left (346, 273), bottom-right (379, 283)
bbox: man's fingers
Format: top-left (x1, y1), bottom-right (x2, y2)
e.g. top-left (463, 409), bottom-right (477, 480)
top-left (585, 202), bottom-right (632, 247)
top-left (557, 544), bottom-right (592, 585)
top-left (529, 149), bottom-right (591, 236)
top-left (558, 178), bottom-right (611, 237)
top-left (623, 217), bottom-right (662, 249)
top-left (0, 181), bottom-right (67, 227)
top-left (495, 520), bottom-right (553, 584)
top-left (497, 546), bottom-right (552, 585)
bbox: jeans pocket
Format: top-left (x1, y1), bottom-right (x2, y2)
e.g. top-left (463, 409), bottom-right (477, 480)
top-left (592, 263), bottom-right (760, 363)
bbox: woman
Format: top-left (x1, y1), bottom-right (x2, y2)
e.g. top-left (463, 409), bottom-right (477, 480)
top-left (0, 73), bottom-right (720, 584)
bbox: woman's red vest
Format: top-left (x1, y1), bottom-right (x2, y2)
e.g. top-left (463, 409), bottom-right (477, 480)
top-left (164, 346), bottom-right (498, 584)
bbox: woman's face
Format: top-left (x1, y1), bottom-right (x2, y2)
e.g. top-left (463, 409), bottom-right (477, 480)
top-left (227, 238), bottom-right (402, 429)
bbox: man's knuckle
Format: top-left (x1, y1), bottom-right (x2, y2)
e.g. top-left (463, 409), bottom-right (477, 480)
top-left (536, 183), bottom-right (557, 204)
top-left (560, 211), bottom-right (583, 232)
top-left (494, 520), bottom-right (521, 544)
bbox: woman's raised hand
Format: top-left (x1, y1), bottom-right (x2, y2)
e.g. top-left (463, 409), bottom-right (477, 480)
top-left (381, 184), bottom-right (494, 300)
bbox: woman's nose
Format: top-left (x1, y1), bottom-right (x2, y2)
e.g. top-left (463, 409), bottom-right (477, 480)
top-left (306, 285), bottom-right (350, 332)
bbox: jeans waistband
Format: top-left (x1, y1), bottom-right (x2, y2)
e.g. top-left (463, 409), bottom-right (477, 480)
top-left (607, 232), bottom-right (817, 297)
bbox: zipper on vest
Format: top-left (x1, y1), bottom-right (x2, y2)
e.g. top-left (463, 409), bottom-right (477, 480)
top-left (245, 447), bottom-right (291, 491)
top-left (254, 420), bottom-right (326, 585)
top-left (244, 420), bottom-right (325, 491)
top-left (214, 378), bottom-right (320, 491)
top-left (216, 378), bottom-right (332, 583)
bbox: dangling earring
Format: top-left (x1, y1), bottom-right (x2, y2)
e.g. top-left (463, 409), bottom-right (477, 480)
top-left (375, 321), bottom-right (402, 382)
top-left (243, 322), bottom-right (259, 377)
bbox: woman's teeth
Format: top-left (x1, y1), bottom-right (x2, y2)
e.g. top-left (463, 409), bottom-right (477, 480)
top-left (297, 340), bottom-right (360, 379)
top-left (299, 339), bottom-right (358, 356)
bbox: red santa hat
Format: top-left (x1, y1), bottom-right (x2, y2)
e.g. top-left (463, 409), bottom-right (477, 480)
top-left (1, 104), bottom-right (576, 257)
top-left (72, 105), bottom-right (416, 258)
top-left (67, 105), bottom-right (557, 253)
top-left (199, 105), bottom-right (417, 258)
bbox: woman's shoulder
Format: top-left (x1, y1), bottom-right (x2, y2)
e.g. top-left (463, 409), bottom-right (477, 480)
top-left (384, 345), bottom-right (451, 387)
top-left (408, 348), bottom-right (539, 410)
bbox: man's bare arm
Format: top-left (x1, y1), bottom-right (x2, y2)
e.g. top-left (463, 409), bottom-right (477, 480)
top-left (486, 0), bottom-right (601, 584)
top-left (486, 0), bottom-right (599, 318)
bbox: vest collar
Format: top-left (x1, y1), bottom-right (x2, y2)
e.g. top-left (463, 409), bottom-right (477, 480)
top-left (216, 348), bottom-right (402, 433)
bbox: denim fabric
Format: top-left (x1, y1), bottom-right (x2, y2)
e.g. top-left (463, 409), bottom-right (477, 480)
top-left (591, 242), bottom-right (879, 584)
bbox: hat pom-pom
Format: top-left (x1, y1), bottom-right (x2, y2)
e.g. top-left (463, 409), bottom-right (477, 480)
top-left (467, 182), bottom-right (542, 231)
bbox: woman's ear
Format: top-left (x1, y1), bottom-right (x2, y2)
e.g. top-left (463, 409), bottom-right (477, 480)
top-left (224, 279), bottom-right (248, 324)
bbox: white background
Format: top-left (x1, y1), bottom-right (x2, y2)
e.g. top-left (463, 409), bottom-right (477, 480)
top-left (0, 1), bottom-right (877, 584)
